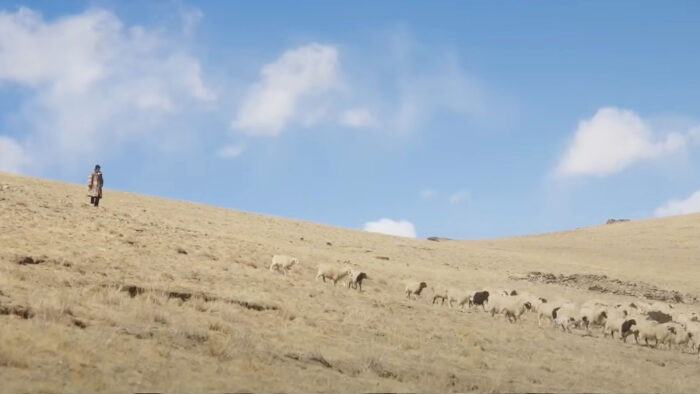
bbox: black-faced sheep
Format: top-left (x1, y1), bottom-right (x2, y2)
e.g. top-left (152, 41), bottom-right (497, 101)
top-left (405, 280), bottom-right (428, 299)
top-left (347, 269), bottom-right (369, 292)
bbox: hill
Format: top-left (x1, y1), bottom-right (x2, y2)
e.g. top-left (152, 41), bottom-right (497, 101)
top-left (1, 171), bottom-right (699, 392)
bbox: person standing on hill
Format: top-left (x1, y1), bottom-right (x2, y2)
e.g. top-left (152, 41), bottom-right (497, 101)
top-left (87, 164), bottom-right (104, 207)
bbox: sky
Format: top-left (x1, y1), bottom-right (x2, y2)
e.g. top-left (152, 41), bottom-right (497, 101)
top-left (1, 1), bottom-right (700, 239)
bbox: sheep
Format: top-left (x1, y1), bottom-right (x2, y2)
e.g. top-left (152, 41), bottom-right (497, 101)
top-left (603, 309), bottom-right (633, 340)
top-left (578, 305), bottom-right (608, 333)
top-left (457, 289), bottom-right (476, 310)
top-left (554, 312), bottom-right (578, 333)
top-left (315, 263), bottom-right (352, 286)
top-left (432, 286), bottom-right (449, 305)
top-left (537, 299), bottom-right (575, 328)
top-left (684, 322), bottom-right (700, 354)
top-left (633, 320), bottom-right (679, 348)
top-left (517, 291), bottom-right (547, 314)
top-left (471, 291), bottom-right (490, 311)
top-left (347, 269), bottom-right (369, 292)
top-left (269, 254), bottom-right (299, 275)
top-left (405, 280), bottom-right (428, 299)
top-left (665, 324), bottom-right (693, 351)
top-left (487, 294), bottom-right (532, 323)
top-left (550, 303), bottom-right (579, 332)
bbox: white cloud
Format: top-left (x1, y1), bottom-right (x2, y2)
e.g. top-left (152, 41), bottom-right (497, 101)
top-left (217, 144), bottom-right (244, 159)
top-left (340, 108), bottom-right (374, 128)
top-left (0, 7), bottom-right (215, 169)
top-left (231, 43), bottom-right (339, 135)
top-left (0, 136), bottom-right (30, 173)
top-left (655, 190), bottom-right (700, 217)
top-left (556, 107), bottom-right (686, 177)
top-left (419, 189), bottom-right (437, 199)
top-left (363, 218), bottom-right (416, 238)
top-left (449, 190), bottom-right (470, 204)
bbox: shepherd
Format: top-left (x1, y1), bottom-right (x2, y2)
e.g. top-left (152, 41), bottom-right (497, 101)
top-left (87, 164), bottom-right (104, 207)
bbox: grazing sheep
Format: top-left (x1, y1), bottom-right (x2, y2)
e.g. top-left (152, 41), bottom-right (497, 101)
top-left (315, 263), bottom-right (352, 286)
top-left (405, 280), bottom-right (428, 299)
top-left (269, 254), bottom-right (299, 275)
top-left (487, 294), bottom-right (532, 323)
top-left (471, 291), bottom-right (490, 311)
top-left (347, 269), bottom-right (369, 291)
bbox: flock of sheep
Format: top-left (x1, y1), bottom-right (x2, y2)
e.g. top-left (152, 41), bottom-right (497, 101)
top-left (269, 254), bottom-right (700, 357)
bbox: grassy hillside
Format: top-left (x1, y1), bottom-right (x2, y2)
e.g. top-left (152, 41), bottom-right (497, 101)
top-left (1, 171), bottom-right (699, 393)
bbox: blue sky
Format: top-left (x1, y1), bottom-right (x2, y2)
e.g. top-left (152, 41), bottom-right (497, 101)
top-left (1, 1), bottom-right (700, 239)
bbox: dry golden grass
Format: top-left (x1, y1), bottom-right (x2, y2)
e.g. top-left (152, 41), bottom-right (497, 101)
top-left (1, 171), bottom-right (700, 392)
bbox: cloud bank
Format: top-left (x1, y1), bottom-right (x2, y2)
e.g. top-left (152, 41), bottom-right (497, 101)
top-left (364, 218), bottom-right (417, 238)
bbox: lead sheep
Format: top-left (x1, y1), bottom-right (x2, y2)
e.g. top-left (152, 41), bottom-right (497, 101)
top-left (269, 254), bottom-right (299, 275)
top-left (405, 280), bottom-right (428, 299)
top-left (347, 269), bottom-right (369, 291)
top-left (315, 263), bottom-right (352, 286)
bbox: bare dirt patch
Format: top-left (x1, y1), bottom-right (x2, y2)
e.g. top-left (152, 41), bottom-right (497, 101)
top-left (512, 271), bottom-right (698, 304)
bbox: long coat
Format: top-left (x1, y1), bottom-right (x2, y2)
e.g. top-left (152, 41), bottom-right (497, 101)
top-left (88, 170), bottom-right (104, 198)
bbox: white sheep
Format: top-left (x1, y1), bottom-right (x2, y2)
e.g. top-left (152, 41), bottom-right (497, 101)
top-left (603, 309), bottom-right (633, 340)
top-left (432, 286), bottom-right (449, 305)
top-left (552, 304), bottom-right (580, 332)
top-left (665, 324), bottom-right (693, 351)
top-left (517, 291), bottom-right (548, 314)
top-left (405, 280), bottom-right (428, 300)
top-left (578, 305), bottom-right (608, 333)
top-left (315, 263), bottom-right (352, 286)
top-left (633, 320), bottom-right (679, 348)
top-left (684, 322), bottom-right (700, 354)
top-left (487, 294), bottom-right (532, 323)
top-left (269, 254), bottom-right (299, 275)
top-left (537, 299), bottom-right (575, 328)
top-left (432, 286), bottom-right (462, 307)
top-left (554, 313), bottom-right (578, 333)
top-left (347, 269), bottom-right (369, 292)
top-left (457, 289), bottom-right (476, 310)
